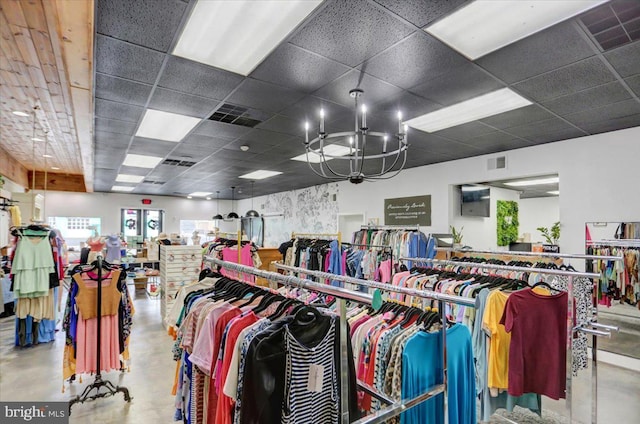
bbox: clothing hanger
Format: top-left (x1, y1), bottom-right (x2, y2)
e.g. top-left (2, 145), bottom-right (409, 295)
top-left (531, 280), bottom-right (560, 293)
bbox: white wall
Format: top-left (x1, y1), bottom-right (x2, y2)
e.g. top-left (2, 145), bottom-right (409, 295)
top-left (450, 186), bottom-right (520, 250)
top-left (38, 191), bottom-right (235, 236)
top-left (519, 196), bottom-right (560, 243)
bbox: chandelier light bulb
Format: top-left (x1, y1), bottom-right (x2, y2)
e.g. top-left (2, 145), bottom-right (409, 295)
top-left (349, 136), bottom-right (354, 145)
top-left (397, 111), bottom-right (402, 121)
top-left (320, 108), bottom-right (325, 118)
top-left (304, 121), bottom-right (309, 131)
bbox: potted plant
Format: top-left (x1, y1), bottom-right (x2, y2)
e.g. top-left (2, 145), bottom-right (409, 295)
top-left (450, 225), bottom-right (464, 248)
top-left (537, 221), bottom-right (561, 252)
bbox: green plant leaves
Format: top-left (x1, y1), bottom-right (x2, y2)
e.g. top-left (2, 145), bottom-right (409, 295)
top-left (497, 200), bottom-right (519, 246)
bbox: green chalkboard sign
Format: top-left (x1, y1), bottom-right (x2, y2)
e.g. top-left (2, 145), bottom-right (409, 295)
top-left (384, 195), bottom-right (431, 226)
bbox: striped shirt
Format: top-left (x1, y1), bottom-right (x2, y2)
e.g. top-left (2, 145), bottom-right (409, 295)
top-left (282, 318), bottom-right (339, 424)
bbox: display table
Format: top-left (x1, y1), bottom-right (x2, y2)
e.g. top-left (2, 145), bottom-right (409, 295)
top-left (256, 247), bottom-right (282, 287)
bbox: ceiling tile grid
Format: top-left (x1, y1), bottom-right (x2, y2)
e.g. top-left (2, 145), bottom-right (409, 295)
top-left (88, 0), bottom-right (640, 197)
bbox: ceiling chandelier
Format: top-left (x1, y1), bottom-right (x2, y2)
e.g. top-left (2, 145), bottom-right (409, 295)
top-left (303, 89), bottom-right (409, 184)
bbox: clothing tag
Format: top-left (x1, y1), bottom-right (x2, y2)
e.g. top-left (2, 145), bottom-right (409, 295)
top-left (307, 364), bottom-right (324, 393)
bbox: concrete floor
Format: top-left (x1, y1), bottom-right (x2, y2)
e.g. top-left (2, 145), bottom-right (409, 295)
top-left (0, 286), bottom-right (638, 424)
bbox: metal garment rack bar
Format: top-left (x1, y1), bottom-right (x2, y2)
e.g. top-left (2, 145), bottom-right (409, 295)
top-left (208, 258), bottom-right (448, 424)
top-left (274, 261), bottom-right (479, 424)
top-left (360, 225), bottom-right (421, 231)
top-left (436, 247), bottom-right (623, 261)
top-left (401, 256), bottom-right (617, 424)
top-left (274, 262), bottom-right (477, 308)
top-left (401, 257), bottom-right (600, 279)
top-left (291, 231), bottom-right (342, 246)
top-left (587, 239), bottom-right (640, 247)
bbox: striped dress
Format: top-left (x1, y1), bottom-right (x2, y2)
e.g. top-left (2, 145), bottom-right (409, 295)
top-left (282, 318), bottom-right (339, 424)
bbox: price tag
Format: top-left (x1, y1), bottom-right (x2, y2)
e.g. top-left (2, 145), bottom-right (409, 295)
top-left (307, 364), bottom-right (324, 393)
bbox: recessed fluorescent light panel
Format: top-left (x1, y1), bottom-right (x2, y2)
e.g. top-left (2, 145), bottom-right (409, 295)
top-left (135, 109), bottom-right (201, 142)
top-left (504, 177), bottom-right (560, 187)
top-left (405, 88), bottom-right (531, 133)
top-left (112, 186), bottom-right (135, 192)
top-left (291, 144), bottom-right (353, 163)
top-left (547, 190), bottom-right (560, 195)
top-left (461, 185), bottom-right (488, 192)
top-left (239, 170), bottom-right (283, 180)
top-left (123, 154), bottom-right (163, 169)
top-left (188, 192), bottom-right (213, 197)
top-left (426, 0), bottom-right (607, 60)
top-left (173, 0), bottom-right (323, 75)
top-left (116, 174), bottom-right (145, 183)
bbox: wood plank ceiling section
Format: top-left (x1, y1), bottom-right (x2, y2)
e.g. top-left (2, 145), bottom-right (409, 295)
top-left (0, 0), bottom-right (94, 191)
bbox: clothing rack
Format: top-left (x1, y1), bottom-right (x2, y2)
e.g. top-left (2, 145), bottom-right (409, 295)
top-left (360, 225), bottom-right (421, 231)
top-left (272, 261), bottom-right (477, 424)
top-left (69, 255), bottom-right (131, 413)
top-left (436, 247), bottom-right (623, 261)
top-left (401, 256), bottom-right (618, 424)
top-left (291, 231), bottom-right (342, 245)
top-left (343, 242), bottom-right (394, 278)
top-left (205, 257), bottom-right (464, 424)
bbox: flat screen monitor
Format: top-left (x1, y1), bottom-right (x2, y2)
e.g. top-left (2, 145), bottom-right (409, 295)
top-left (460, 185), bottom-right (490, 217)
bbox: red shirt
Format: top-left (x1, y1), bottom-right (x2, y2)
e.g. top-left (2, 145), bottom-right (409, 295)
top-left (500, 288), bottom-right (568, 400)
top-left (214, 311), bottom-right (258, 424)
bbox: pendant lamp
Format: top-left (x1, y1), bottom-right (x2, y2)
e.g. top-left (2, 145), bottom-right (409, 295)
top-left (245, 181), bottom-right (260, 218)
top-left (226, 186), bottom-right (239, 219)
top-left (212, 191), bottom-right (223, 220)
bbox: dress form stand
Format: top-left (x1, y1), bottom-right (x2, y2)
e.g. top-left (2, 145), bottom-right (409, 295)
top-left (69, 255), bottom-right (131, 413)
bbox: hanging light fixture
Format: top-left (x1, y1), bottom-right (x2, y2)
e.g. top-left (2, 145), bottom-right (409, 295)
top-left (226, 186), bottom-right (239, 219)
top-left (303, 88), bottom-right (409, 184)
top-left (212, 191), bottom-right (223, 220)
top-left (245, 181), bottom-right (259, 218)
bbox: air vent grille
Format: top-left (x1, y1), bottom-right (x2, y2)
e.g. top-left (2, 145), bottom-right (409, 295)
top-left (208, 103), bottom-right (262, 128)
top-left (143, 179), bottom-right (165, 185)
top-left (162, 159), bottom-right (197, 167)
top-left (581, 0), bottom-right (640, 51)
top-left (487, 156), bottom-right (507, 171)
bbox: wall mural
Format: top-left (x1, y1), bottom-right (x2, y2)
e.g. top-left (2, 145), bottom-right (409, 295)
top-left (261, 183), bottom-right (339, 247)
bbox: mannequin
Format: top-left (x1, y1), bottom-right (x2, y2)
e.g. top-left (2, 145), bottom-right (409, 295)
top-left (105, 234), bottom-right (122, 263)
top-left (191, 231), bottom-right (201, 246)
top-left (86, 227), bottom-right (105, 263)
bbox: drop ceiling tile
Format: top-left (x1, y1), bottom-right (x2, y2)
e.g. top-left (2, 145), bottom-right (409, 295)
top-left (604, 39), bottom-right (640, 77)
top-left (95, 34), bottom-right (165, 84)
top-left (227, 79), bottom-right (306, 113)
top-left (181, 133), bottom-right (233, 149)
top-left (507, 117), bottom-right (585, 141)
top-left (513, 57), bottom-right (616, 102)
top-left (577, 112), bottom-right (640, 134)
top-left (433, 121), bottom-right (496, 142)
top-left (361, 32), bottom-right (468, 90)
top-left (148, 88), bottom-right (219, 118)
top-left (542, 82), bottom-right (633, 116)
top-left (95, 117), bottom-right (137, 135)
top-left (95, 130), bottom-right (132, 149)
top-left (192, 120), bottom-right (252, 140)
top-left (171, 141), bottom-right (221, 156)
top-left (464, 132), bottom-right (533, 152)
top-left (129, 136), bottom-right (178, 156)
top-left (480, 105), bottom-right (556, 130)
top-left (408, 129), bottom-right (482, 156)
top-left (279, 96), bottom-right (352, 123)
top-left (564, 99), bottom-right (640, 128)
top-left (476, 22), bottom-right (596, 84)
top-left (255, 115), bottom-right (304, 136)
top-left (289, 0), bottom-right (415, 67)
top-left (95, 74), bottom-right (153, 106)
top-left (528, 127), bottom-right (588, 144)
top-left (626, 75), bottom-right (640, 96)
top-left (236, 128), bottom-right (294, 146)
top-left (250, 43), bottom-right (350, 92)
top-left (374, 91), bottom-right (442, 120)
top-left (95, 98), bottom-right (144, 123)
top-left (409, 63), bottom-right (504, 106)
top-left (373, 0), bottom-right (470, 28)
top-left (313, 70), bottom-right (402, 107)
top-left (97, 0), bottom-right (187, 52)
top-left (95, 168), bottom-right (119, 180)
top-left (158, 55), bottom-right (244, 99)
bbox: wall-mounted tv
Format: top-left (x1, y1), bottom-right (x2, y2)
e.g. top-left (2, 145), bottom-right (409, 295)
top-left (460, 185), bottom-right (490, 217)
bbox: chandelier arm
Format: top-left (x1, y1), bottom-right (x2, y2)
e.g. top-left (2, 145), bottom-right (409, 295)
top-left (372, 148), bottom-right (408, 180)
top-left (358, 132), bottom-right (367, 177)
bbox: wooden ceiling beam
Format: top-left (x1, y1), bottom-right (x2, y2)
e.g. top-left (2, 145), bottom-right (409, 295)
top-left (0, 144), bottom-right (29, 188)
top-left (28, 170), bottom-right (86, 192)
